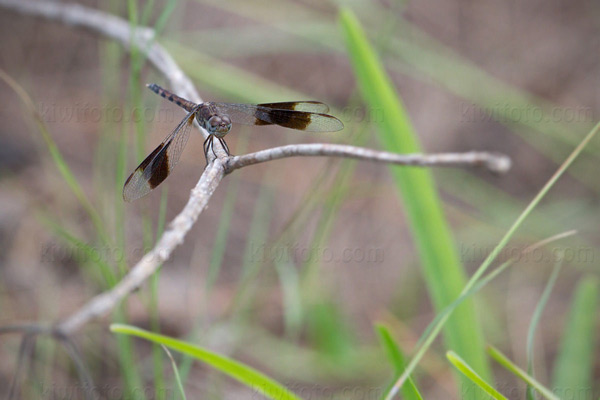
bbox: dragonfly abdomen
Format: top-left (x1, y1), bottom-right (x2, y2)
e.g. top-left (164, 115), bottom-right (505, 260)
top-left (147, 83), bottom-right (197, 112)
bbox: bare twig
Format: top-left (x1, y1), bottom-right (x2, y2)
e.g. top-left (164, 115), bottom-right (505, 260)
top-left (225, 144), bottom-right (511, 173)
top-left (57, 337), bottom-right (97, 400)
top-left (0, 324), bottom-right (52, 336)
top-left (57, 160), bottom-right (225, 334)
top-left (1, 327), bottom-right (96, 399)
top-left (7, 333), bottom-right (36, 400)
top-left (0, 0), bottom-right (511, 340)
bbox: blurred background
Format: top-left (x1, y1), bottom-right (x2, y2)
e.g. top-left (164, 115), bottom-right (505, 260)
top-left (0, 0), bottom-right (598, 399)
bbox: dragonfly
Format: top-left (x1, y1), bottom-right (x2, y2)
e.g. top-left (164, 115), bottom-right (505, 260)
top-left (122, 83), bottom-right (344, 202)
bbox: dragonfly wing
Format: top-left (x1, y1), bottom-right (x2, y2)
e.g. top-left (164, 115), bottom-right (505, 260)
top-left (123, 110), bottom-right (196, 202)
top-left (213, 103), bottom-right (344, 132)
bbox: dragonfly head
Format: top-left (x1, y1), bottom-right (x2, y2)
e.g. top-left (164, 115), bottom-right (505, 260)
top-left (205, 114), bottom-right (232, 137)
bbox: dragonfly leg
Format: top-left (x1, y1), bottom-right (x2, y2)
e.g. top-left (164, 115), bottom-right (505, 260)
top-left (217, 137), bottom-right (231, 156)
top-left (203, 135), bottom-right (230, 163)
top-left (211, 141), bottom-right (218, 158)
top-left (203, 134), bottom-right (214, 162)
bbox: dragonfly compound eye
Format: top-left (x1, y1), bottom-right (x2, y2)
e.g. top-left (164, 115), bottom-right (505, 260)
top-left (217, 115), bottom-right (232, 135)
top-left (206, 116), bottom-right (223, 133)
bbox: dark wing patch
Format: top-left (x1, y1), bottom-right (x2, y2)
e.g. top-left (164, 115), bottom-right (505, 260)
top-left (256, 101), bottom-right (330, 113)
top-left (253, 108), bottom-right (312, 130)
top-left (123, 110), bottom-right (196, 202)
top-left (213, 103), bottom-right (344, 132)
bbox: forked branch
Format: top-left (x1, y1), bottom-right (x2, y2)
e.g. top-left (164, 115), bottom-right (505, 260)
top-left (0, 0), bottom-right (511, 338)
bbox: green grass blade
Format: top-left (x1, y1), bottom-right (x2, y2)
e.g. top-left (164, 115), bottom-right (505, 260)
top-left (110, 324), bottom-right (304, 400)
top-left (140, 0), bottom-right (155, 26)
top-left (278, 124), bottom-right (370, 337)
top-left (115, 124), bottom-right (129, 252)
top-left (488, 346), bottom-right (560, 400)
top-left (375, 324), bottom-right (423, 400)
top-left (150, 185), bottom-right (172, 398)
top-left (40, 215), bottom-right (117, 288)
top-left (339, 7), bottom-right (492, 389)
top-left (383, 122), bottom-right (600, 397)
top-left (301, 151), bottom-right (358, 293)
top-left (375, 324), bottom-right (406, 374)
top-left (145, 5), bottom-right (178, 395)
top-left (526, 261), bottom-right (562, 400)
top-left (161, 345), bottom-right (187, 400)
top-left (305, 302), bottom-right (354, 359)
top-left (231, 184), bottom-right (274, 313)
top-left (113, 316), bottom-right (145, 400)
top-left (420, 232), bottom-right (575, 349)
top-left (551, 276), bottom-right (599, 397)
top-left (153, 0), bottom-right (177, 35)
top-left (0, 69), bottom-right (109, 246)
top-left (447, 351), bottom-right (507, 400)
top-left (163, 40), bottom-right (320, 104)
top-left (273, 256), bottom-right (303, 338)
top-left (149, 188), bottom-right (169, 400)
top-left (117, 5), bottom-right (150, 398)
top-left (206, 156), bottom-right (244, 292)
top-left (460, 122), bottom-right (600, 291)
